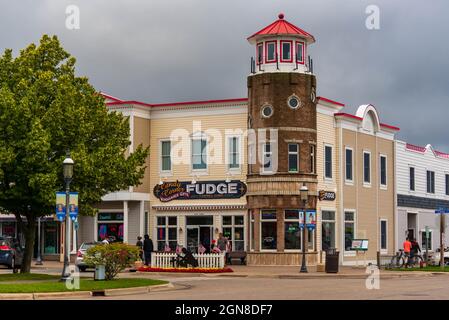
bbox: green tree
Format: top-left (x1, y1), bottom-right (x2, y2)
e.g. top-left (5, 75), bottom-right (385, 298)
top-left (0, 35), bottom-right (149, 273)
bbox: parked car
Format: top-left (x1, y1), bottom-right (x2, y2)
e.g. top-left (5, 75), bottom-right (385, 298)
top-left (429, 247), bottom-right (449, 266)
top-left (75, 242), bottom-right (101, 272)
top-left (0, 237), bottom-right (23, 269)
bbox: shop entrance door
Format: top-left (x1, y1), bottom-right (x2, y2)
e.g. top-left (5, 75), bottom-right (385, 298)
top-left (186, 226), bottom-right (213, 253)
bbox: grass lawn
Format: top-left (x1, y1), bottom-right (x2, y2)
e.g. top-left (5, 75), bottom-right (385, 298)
top-left (0, 276), bottom-right (168, 293)
top-left (391, 266), bottom-right (449, 272)
top-left (0, 273), bottom-right (60, 282)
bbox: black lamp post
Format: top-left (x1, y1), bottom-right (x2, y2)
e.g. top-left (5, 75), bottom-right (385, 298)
top-left (300, 183), bottom-right (309, 273)
top-left (61, 153), bottom-right (74, 281)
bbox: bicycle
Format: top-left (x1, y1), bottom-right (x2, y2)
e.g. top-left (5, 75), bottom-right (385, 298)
top-left (389, 249), bottom-right (407, 268)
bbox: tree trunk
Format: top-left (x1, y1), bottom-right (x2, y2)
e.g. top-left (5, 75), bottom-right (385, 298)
top-left (20, 217), bottom-right (36, 273)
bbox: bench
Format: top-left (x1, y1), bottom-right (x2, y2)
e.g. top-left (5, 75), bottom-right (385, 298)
top-left (227, 252), bottom-right (247, 265)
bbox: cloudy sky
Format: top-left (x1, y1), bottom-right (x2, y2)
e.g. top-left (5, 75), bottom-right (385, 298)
top-left (1, 0), bottom-right (448, 151)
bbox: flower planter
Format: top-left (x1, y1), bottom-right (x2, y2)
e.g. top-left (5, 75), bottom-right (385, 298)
top-left (137, 266), bottom-right (233, 273)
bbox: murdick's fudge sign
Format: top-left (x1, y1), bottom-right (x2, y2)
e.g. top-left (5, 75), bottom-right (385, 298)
top-left (153, 180), bottom-right (247, 202)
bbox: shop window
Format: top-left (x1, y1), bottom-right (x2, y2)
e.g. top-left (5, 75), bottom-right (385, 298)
top-left (157, 216), bottom-right (178, 251)
top-left (97, 212), bottom-right (124, 242)
top-left (228, 136), bottom-right (240, 170)
top-left (284, 209), bottom-right (302, 250)
top-left (310, 145), bottom-right (316, 174)
top-left (322, 211), bottom-right (335, 251)
top-left (265, 41), bottom-right (276, 63)
top-left (250, 211), bottom-right (255, 251)
top-left (296, 41), bottom-right (305, 64)
top-left (426, 170), bottom-right (435, 193)
top-left (161, 140), bottom-right (171, 172)
top-left (409, 167), bottom-right (415, 191)
top-left (344, 211), bottom-right (355, 251)
top-left (44, 221), bottom-right (60, 254)
top-left (324, 145), bottom-right (333, 179)
top-left (363, 151), bottom-right (371, 185)
top-left (380, 155), bottom-right (387, 188)
top-left (262, 143), bottom-right (273, 173)
top-left (192, 136), bottom-right (207, 170)
top-left (256, 43), bottom-right (263, 65)
top-left (345, 148), bottom-right (353, 183)
top-left (446, 174), bottom-right (449, 196)
top-left (288, 144), bottom-right (299, 173)
top-left (222, 215), bottom-right (245, 252)
top-left (380, 220), bottom-right (387, 251)
top-left (422, 230), bottom-right (433, 251)
top-left (280, 41), bottom-right (292, 62)
top-left (1, 222), bottom-right (16, 238)
top-left (261, 210), bottom-right (277, 250)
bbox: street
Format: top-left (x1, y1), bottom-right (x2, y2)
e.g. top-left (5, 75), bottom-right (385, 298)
top-left (85, 273), bottom-right (449, 300)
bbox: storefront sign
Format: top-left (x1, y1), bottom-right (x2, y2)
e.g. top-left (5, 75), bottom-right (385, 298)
top-left (154, 180), bottom-right (247, 202)
top-left (351, 239), bottom-right (369, 251)
top-left (319, 190), bottom-right (336, 201)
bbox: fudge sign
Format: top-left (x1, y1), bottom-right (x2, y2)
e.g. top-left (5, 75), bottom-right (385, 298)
top-left (319, 190), bottom-right (336, 201)
top-left (154, 180), bottom-right (247, 202)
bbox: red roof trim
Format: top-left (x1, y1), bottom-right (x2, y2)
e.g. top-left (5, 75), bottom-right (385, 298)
top-left (247, 15), bottom-right (315, 42)
top-left (100, 92), bottom-right (123, 102)
top-left (106, 98), bottom-right (248, 108)
top-left (317, 97), bottom-right (345, 107)
top-left (106, 100), bottom-right (153, 107)
top-left (406, 143), bottom-right (426, 153)
top-left (334, 113), bottom-right (400, 131)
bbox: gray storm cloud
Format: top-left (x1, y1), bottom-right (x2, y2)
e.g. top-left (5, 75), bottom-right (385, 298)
top-left (0, 0), bottom-right (448, 150)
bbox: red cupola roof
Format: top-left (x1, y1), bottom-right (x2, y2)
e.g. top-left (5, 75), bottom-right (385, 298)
top-left (247, 13), bottom-right (315, 44)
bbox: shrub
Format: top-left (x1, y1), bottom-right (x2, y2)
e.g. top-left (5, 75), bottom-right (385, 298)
top-left (83, 243), bottom-right (140, 280)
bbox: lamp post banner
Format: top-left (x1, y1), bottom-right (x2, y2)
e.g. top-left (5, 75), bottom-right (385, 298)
top-left (306, 210), bottom-right (317, 229)
top-left (55, 192), bottom-right (66, 221)
top-left (69, 192), bottom-right (79, 221)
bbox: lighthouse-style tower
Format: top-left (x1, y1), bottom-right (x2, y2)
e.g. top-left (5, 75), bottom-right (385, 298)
top-left (246, 14), bottom-right (318, 266)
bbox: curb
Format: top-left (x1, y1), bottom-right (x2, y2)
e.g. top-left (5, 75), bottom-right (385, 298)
top-left (0, 282), bottom-right (173, 300)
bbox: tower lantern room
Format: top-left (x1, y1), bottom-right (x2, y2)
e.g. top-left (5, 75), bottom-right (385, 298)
top-left (248, 13), bottom-right (315, 75)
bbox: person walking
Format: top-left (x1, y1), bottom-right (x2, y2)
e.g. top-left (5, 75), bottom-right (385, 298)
top-left (403, 237), bottom-right (412, 267)
top-left (136, 236), bottom-right (143, 260)
top-left (143, 234), bottom-right (154, 266)
top-left (410, 238), bottom-right (421, 266)
top-left (217, 233), bottom-right (229, 264)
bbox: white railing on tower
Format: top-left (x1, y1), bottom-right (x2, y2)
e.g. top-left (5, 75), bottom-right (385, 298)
top-left (151, 252), bottom-right (225, 268)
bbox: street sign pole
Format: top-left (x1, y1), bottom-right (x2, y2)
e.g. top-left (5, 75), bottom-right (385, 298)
top-left (441, 214), bottom-right (445, 271)
top-left (425, 226), bottom-right (429, 265)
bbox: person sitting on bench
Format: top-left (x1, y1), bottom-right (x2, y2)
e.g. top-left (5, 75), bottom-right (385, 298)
top-left (171, 248), bottom-right (199, 268)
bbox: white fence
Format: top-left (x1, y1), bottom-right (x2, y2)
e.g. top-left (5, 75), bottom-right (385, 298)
top-left (151, 252), bottom-right (225, 268)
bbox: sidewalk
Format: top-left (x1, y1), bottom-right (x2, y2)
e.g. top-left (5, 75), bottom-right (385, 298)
top-left (25, 260), bottom-right (447, 280)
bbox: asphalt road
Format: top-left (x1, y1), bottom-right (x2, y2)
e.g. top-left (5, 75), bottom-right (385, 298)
top-left (86, 274), bottom-right (449, 300)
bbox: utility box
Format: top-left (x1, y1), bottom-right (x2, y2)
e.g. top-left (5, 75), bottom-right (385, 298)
top-left (94, 265), bottom-right (105, 281)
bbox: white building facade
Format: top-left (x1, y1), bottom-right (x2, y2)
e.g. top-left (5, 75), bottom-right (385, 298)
top-left (395, 140), bottom-right (449, 254)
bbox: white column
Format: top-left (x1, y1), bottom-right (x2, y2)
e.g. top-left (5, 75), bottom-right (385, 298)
top-left (71, 219), bottom-right (77, 254)
top-left (123, 201), bottom-right (129, 243)
top-left (94, 214), bottom-right (98, 242)
top-left (139, 201), bottom-right (145, 237)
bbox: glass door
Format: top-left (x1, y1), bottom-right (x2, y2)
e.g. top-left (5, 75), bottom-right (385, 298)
top-left (199, 226), bottom-right (213, 253)
top-left (186, 227), bottom-right (199, 253)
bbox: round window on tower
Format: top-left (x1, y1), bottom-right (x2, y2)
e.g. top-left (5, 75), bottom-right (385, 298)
top-left (261, 104), bottom-right (274, 118)
top-left (287, 95), bottom-right (301, 109)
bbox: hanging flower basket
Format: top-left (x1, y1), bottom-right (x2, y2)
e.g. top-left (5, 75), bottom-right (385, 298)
top-left (137, 266), bottom-right (233, 273)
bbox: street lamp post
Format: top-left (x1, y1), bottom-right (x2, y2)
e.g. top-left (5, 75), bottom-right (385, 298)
top-left (300, 183), bottom-right (309, 273)
top-left (35, 217), bottom-right (43, 265)
top-left (61, 153), bottom-right (74, 281)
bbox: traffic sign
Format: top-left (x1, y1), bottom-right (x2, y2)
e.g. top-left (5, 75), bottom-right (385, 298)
top-left (435, 208), bottom-right (449, 214)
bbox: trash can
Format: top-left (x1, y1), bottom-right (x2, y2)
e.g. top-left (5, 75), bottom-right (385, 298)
top-left (94, 265), bottom-right (105, 281)
top-left (325, 249), bottom-right (339, 273)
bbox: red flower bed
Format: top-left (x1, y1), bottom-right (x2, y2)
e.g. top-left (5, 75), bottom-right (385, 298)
top-left (137, 266), bottom-right (233, 273)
